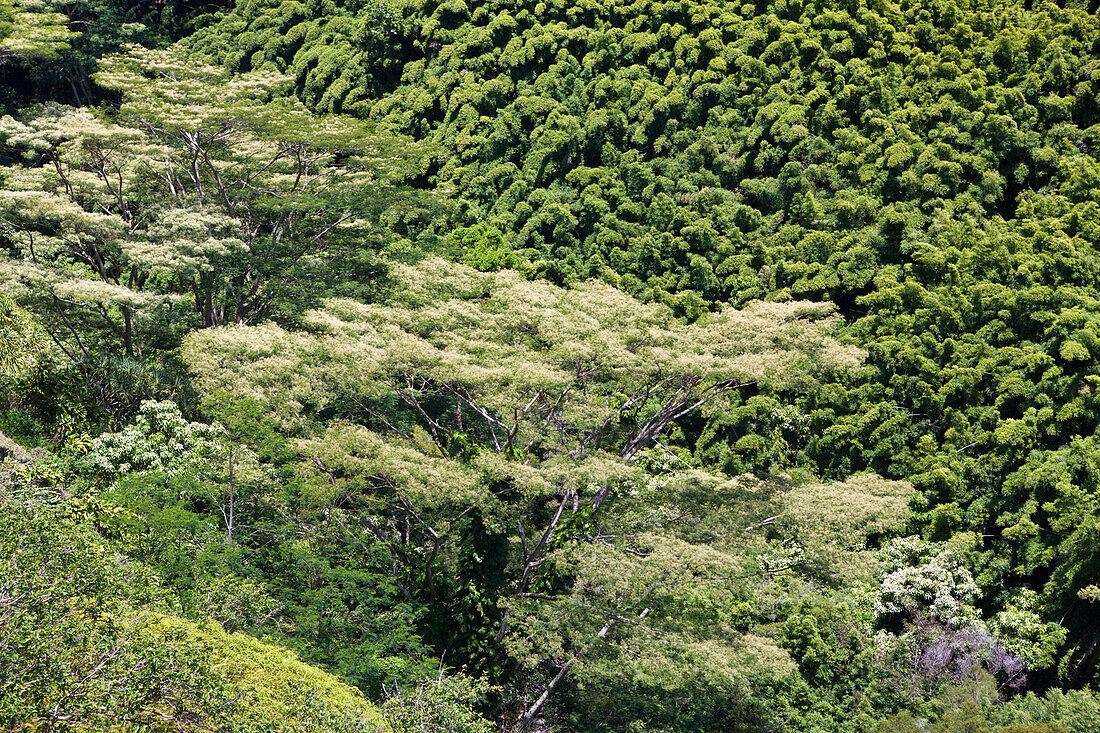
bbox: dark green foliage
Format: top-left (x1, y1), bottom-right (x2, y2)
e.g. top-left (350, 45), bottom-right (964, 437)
top-left (327, 0), bottom-right (1098, 308)
top-left (186, 0), bottom-right (403, 115)
top-left (781, 598), bottom-right (902, 719)
top-left (68, 399), bottom-right (439, 699)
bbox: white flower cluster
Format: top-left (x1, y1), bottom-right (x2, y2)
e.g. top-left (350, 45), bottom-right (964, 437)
top-left (988, 589), bottom-right (1067, 668)
top-left (874, 536), bottom-right (981, 627)
top-left (84, 400), bottom-right (225, 479)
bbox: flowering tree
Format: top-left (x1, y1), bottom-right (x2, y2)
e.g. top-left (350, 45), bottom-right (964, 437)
top-left (873, 537), bottom-right (1032, 697)
top-left (184, 258), bottom-right (868, 727)
top-left (0, 0), bottom-right (73, 63)
top-left (0, 44), bottom-right (422, 363)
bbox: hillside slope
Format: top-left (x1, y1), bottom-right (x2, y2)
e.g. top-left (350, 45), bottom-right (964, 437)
top-left (188, 0), bottom-right (1100, 685)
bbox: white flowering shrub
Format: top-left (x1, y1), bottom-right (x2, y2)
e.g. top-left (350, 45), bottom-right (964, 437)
top-left (874, 537), bottom-right (981, 627)
top-left (83, 400), bottom-right (225, 481)
top-left (988, 590), bottom-right (1067, 669)
top-left (871, 539), bottom-right (1030, 696)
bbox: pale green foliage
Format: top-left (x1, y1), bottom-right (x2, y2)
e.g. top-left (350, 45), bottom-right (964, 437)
top-left (0, 102), bottom-right (199, 357)
top-left (133, 208), bottom-right (249, 281)
top-left (192, 574), bottom-right (282, 634)
top-left (0, 294), bottom-right (47, 380)
top-left (533, 508), bottom-right (798, 687)
top-left (94, 43), bottom-right (419, 177)
top-left (182, 259), bottom-right (864, 720)
top-left (991, 689), bottom-right (1100, 733)
top-left (784, 473), bottom-right (915, 583)
top-left (382, 674), bottom-right (495, 733)
top-left (297, 423), bottom-right (483, 506)
top-left (184, 617), bottom-right (391, 733)
top-left (183, 259), bottom-right (859, 679)
top-left (583, 631), bottom-right (794, 695)
top-left (987, 590), bottom-right (1067, 670)
top-left (185, 258), bottom-right (862, 444)
top-left (1078, 585), bottom-right (1100, 603)
top-left (95, 43), bottom-right (296, 131)
top-left (875, 537), bottom-right (982, 627)
top-left (0, 502), bottom-right (389, 732)
top-left (0, 45), bottom-right (422, 364)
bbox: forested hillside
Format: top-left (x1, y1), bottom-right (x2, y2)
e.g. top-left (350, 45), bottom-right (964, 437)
top-left (3, 0), bottom-right (1100, 730)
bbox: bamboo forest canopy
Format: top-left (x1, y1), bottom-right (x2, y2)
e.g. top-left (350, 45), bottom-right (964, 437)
top-left (3, 0), bottom-right (1100, 731)
top-left (190, 0), bottom-right (1100, 303)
